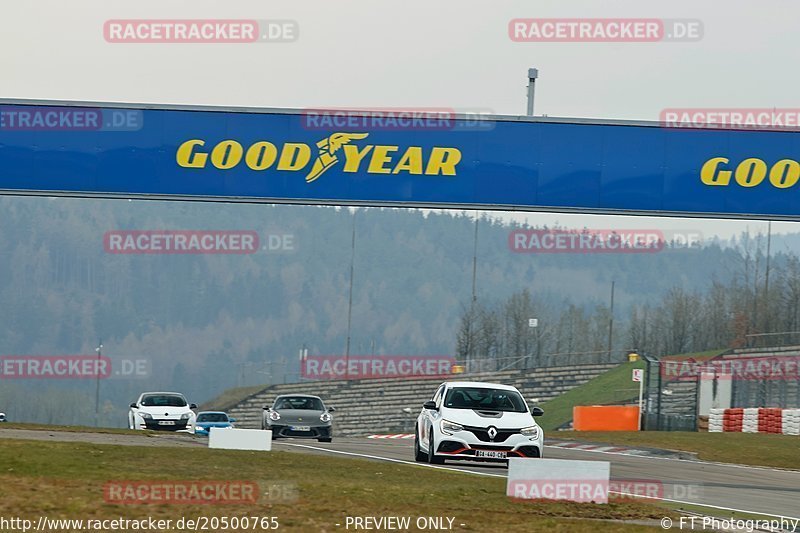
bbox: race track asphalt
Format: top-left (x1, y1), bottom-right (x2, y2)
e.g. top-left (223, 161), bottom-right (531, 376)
top-left (273, 437), bottom-right (800, 520)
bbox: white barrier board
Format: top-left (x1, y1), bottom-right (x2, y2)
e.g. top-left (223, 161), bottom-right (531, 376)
top-left (507, 458), bottom-right (610, 503)
top-left (208, 428), bottom-right (272, 451)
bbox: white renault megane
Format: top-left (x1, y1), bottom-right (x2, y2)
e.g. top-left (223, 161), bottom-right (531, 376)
top-left (128, 392), bottom-right (197, 432)
top-left (415, 381), bottom-right (544, 464)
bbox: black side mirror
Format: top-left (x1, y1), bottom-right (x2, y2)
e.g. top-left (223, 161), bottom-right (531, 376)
top-left (327, 406), bottom-right (336, 412)
top-left (190, 403), bottom-right (198, 410)
top-left (262, 406), bottom-right (270, 411)
top-left (423, 400), bottom-right (438, 410)
top-left (129, 403), bottom-right (137, 409)
top-left (531, 406), bottom-right (544, 417)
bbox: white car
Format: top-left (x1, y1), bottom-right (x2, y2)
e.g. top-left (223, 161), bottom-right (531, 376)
top-left (128, 392), bottom-right (197, 432)
top-left (415, 381), bottom-right (544, 464)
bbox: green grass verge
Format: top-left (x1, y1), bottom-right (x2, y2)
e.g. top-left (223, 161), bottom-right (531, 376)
top-left (538, 350), bottom-right (727, 431)
top-left (0, 439), bottom-right (673, 532)
top-left (0, 422), bottom-right (143, 435)
top-left (554, 431), bottom-right (800, 470)
top-left (200, 384), bottom-right (267, 411)
top-left (538, 361), bottom-right (645, 431)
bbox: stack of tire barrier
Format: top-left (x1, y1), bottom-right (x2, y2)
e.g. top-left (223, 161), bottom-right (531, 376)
top-left (708, 408), bottom-right (800, 435)
top-left (784, 409), bottom-right (800, 435)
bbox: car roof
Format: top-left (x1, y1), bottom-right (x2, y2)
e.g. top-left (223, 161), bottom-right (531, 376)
top-left (442, 381), bottom-right (520, 391)
top-left (274, 394), bottom-right (322, 400)
top-left (196, 411), bottom-right (227, 415)
top-left (139, 391), bottom-right (187, 396)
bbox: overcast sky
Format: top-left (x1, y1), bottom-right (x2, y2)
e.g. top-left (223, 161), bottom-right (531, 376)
top-left (1, 0), bottom-right (795, 239)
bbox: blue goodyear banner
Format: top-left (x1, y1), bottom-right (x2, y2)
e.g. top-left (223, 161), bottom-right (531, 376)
top-left (1, 101), bottom-right (800, 218)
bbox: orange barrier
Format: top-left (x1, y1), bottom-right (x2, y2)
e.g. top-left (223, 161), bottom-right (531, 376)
top-left (573, 405), bottom-right (640, 431)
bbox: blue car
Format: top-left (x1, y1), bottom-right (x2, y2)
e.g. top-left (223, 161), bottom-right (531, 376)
top-left (194, 411), bottom-right (235, 436)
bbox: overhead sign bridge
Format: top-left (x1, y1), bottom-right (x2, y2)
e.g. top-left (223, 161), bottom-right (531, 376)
top-left (1, 99), bottom-right (799, 220)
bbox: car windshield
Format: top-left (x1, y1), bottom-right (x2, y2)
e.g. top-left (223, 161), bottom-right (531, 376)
top-left (196, 413), bottom-right (228, 422)
top-left (274, 397), bottom-right (324, 411)
top-left (444, 387), bottom-right (528, 413)
top-left (141, 394), bottom-right (187, 407)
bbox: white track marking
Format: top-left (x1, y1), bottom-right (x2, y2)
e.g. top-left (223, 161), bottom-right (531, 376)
top-left (549, 444), bottom-right (800, 473)
top-left (608, 491), bottom-right (800, 522)
top-left (278, 441), bottom-right (800, 521)
top-left (278, 442), bottom-right (506, 478)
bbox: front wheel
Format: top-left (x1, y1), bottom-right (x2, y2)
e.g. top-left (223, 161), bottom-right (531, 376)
top-left (414, 430), bottom-right (426, 462)
top-left (428, 433), bottom-right (444, 464)
top-left (318, 437), bottom-right (332, 443)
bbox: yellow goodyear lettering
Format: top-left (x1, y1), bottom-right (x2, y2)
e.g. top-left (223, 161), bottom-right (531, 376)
top-left (701, 157), bottom-right (800, 189)
top-left (700, 157), bottom-right (731, 186)
top-left (176, 139), bottom-right (208, 168)
top-left (277, 143), bottom-right (311, 171)
top-left (245, 142), bottom-right (278, 171)
top-left (769, 159), bottom-right (800, 189)
top-left (210, 141), bottom-right (243, 169)
top-left (425, 147), bottom-right (461, 176)
top-left (175, 133), bottom-right (462, 182)
top-left (734, 158), bottom-right (767, 187)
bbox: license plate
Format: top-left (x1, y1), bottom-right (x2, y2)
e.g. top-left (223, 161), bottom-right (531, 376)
top-left (475, 450), bottom-right (506, 459)
top-left (290, 425), bottom-right (311, 431)
top-left (157, 420), bottom-right (175, 426)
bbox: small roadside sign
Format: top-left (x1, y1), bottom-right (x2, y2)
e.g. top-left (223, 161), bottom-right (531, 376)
top-left (528, 318), bottom-right (538, 328)
top-left (632, 369), bottom-right (643, 382)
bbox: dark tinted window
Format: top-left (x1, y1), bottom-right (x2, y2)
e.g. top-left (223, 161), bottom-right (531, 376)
top-left (141, 394), bottom-right (188, 407)
top-left (196, 413), bottom-right (228, 422)
top-left (274, 396), bottom-right (324, 410)
top-left (444, 387), bottom-right (527, 412)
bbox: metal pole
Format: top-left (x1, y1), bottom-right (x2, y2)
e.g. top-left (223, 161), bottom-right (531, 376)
top-left (345, 211), bottom-right (356, 380)
top-left (764, 221), bottom-right (772, 335)
top-left (526, 68), bottom-right (539, 116)
top-left (607, 281), bottom-right (615, 359)
top-left (471, 215), bottom-right (478, 304)
top-left (94, 341), bottom-right (102, 427)
top-left (637, 375), bottom-right (644, 431)
top-left (469, 215), bottom-right (479, 371)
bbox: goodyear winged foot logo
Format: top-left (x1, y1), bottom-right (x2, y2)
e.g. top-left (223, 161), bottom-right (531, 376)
top-left (306, 132), bottom-right (369, 183)
top-left (175, 132), bottom-right (462, 181)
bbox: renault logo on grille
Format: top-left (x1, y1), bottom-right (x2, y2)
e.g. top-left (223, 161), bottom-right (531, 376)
top-left (487, 426), bottom-right (498, 441)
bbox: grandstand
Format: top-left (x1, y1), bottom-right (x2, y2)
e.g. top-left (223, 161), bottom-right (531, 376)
top-left (220, 363), bottom-right (617, 436)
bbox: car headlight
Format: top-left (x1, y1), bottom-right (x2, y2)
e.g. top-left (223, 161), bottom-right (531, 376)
top-left (269, 411), bottom-right (281, 421)
top-left (180, 413), bottom-right (191, 420)
top-left (320, 412), bottom-right (331, 423)
top-left (521, 425), bottom-right (540, 439)
top-left (139, 412), bottom-right (152, 420)
top-left (440, 419), bottom-right (463, 435)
